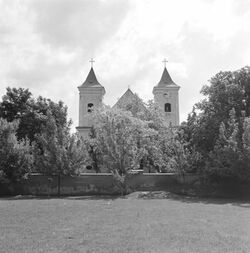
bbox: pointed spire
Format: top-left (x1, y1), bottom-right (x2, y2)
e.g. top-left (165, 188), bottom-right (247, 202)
top-left (157, 67), bottom-right (176, 86)
top-left (81, 67), bottom-right (102, 87)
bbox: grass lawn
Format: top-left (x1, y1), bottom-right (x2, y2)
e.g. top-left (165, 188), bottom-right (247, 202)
top-left (0, 193), bottom-right (250, 253)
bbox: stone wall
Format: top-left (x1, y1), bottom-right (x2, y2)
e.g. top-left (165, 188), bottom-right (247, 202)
top-left (0, 173), bottom-right (198, 196)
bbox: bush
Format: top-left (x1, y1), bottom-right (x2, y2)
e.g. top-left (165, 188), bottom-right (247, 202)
top-left (0, 118), bottom-right (32, 183)
top-left (205, 110), bottom-right (250, 182)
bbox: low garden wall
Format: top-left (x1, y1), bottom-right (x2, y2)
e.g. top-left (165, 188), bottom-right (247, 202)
top-left (0, 173), bottom-right (199, 196)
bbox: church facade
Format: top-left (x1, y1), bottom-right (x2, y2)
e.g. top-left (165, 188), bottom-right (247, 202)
top-left (76, 65), bottom-right (180, 138)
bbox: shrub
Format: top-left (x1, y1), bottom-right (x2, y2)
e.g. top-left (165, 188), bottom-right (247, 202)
top-left (0, 118), bottom-right (32, 183)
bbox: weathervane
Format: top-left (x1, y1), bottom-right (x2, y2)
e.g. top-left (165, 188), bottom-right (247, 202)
top-left (162, 58), bottom-right (168, 68)
top-left (89, 58), bottom-right (95, 68)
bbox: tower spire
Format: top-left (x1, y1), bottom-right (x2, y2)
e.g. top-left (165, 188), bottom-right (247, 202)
top-left (80, 59), bottom-right (103, 87)
top-left (158, 66), bottom-right (176, 86)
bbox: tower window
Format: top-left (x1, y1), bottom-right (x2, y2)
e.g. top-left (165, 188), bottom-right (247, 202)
top-left (87, 103), bottom-right (94, 113)
top-left (165, 103), bottom-right (171, 112)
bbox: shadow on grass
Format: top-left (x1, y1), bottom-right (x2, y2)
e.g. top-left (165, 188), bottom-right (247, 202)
top-left (0, 195), bottom-right (120, 201)
top-left (1, 192), bottom-right (250, 208)
top-left (128, 191), bottom-right (250, 208)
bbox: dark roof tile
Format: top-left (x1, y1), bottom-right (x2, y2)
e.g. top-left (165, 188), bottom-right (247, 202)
top-left (81, 67), bottom-right (102, 87)
top-left (157, 67), bottom-right (176, 86)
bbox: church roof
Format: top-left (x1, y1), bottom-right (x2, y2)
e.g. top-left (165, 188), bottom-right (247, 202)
top-left (113, 88), bottom-right (148, 114)
top-left (113, 88), bottom-right (135, 108)
top-left (157, 67), bottom-right (177, 87)
top-left (81, 67), bottom-right (102, 87)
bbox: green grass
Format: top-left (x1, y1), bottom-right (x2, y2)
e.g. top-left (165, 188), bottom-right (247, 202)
top-left (0, 193), bottom-right (250, 253)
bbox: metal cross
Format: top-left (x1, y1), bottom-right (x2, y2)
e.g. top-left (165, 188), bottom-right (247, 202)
top-left (162, 58), bottom-right (168, 68)
top-left (89, 58), bottom-right (95, 68)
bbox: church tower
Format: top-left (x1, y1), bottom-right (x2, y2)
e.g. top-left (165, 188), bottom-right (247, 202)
top-left (76, 64), bottom-right (105, 138)
top-left (153, 64), bottom-right (180, 126)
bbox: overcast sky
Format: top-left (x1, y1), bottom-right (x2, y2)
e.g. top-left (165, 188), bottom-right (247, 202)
top-left (0, 0), bottom-right (250, 130)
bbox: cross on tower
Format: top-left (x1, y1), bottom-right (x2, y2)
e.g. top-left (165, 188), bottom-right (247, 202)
top-left (89, 58), bottom-right (95, 68)
top-left (162, 58), bottom-right (168, 68)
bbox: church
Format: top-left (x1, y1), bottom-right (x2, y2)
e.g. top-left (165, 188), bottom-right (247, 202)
top-left (76, 61), bottom-right (180, 138)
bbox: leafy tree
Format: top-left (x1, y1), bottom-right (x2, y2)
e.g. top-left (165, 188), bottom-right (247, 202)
top-left (116, 98), bottom-right (171, 172)
top-left (83, 106), bottom-right (162, 193)
top-left (178, 66), bottom-right (250, 183)
top-left (0, 119), bottom-right (32, 183)
top-left (0, 87), bottom-right (68, 143)
top-left (33, 111), bottom-right (87, 176)
top-left (162, 128), bottom-right (202, 175)
top-left (204, 109), bottom-right (244, 180)
top-left (182, 66), bottom-right (250, 155)
top-left (0, 87), bottom-right (32, 121)
top-left (93, 107), bottom-right (154, 173)
top-left (33, 111), bottom-right (88, 195)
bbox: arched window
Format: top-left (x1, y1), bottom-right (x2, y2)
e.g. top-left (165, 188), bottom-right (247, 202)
top-left (87, 103), bottom-right (94, 113)
top-left (165, 103), bottom-right (171, 112)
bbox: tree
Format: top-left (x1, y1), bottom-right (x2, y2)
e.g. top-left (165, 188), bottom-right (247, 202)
top-left (93, 107), bottom-right (154, 173)
top-left (182, 66), bottom-right (250, 155)
top-left (0, 87), bottom-right (32, 121)
top-left (83, 106), bottom-right (161, 193)
top-left (33, 111), bottom-right (88, 195)
top-left (0, 87), bottom-right (68, 143)
top-left (204, 108), bottom-right (244, 180)
top-left (116, 98), bottom-right (172, 172)
top-left (34, 111), bottom-right (87, 175)
top-left (155, 126), bottom-right (202, 175)
top-left (178, 66), bottom-right (250, 183)
top-left (0, 119), bottom-right (32, 183)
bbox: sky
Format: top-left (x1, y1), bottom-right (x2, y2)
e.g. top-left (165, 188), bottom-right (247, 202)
top-left (0, 0), bottom-right (250, 131)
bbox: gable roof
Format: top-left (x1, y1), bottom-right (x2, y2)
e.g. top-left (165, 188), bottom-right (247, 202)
top-left (113, 88), bottom-right (136, 108)
top-left (81, 67), bottom-right (103, 87)
top-left (157, 67), bottom-right (177, 87)
top-left (113, 88), bottom-right (148, 115)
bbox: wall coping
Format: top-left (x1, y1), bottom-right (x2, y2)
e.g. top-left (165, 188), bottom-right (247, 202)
top-left (29, 172), bottom-right (196, 177)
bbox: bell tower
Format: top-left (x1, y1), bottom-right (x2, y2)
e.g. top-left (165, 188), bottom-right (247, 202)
top-left (153, 60), bottom-right (180, 126)
top-left (76, 59), bottom-right (105, 138)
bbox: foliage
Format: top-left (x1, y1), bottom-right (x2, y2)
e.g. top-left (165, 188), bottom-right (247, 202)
top-left (33, 111), bottom-right (87, 176)
top-left (180, 66), bottom-right (250, 182)
top-left (82, 127), bottom-right (103, 173)
top-left (182, 66), bottom-right (250, 155)
top-left (4, 65), bottom-right (250, 186)
top-left (204, 109), bottom-right (244, 180)
top-left (92, 107), bottom-right (155, 173)
top-left (82, 106), bottom-right (166, 193)
top-left (0, 87), bottom-right (86, 181)
top-left (163, 128), bottom-right (202, 175)
top-left (241, 117), bottom-right (250, 180)
top-left (0, 87), bottom-right (68, 143)
top-left (0, 118), bottom-right (32, 183)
